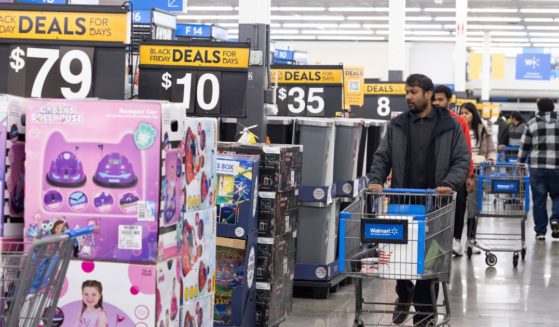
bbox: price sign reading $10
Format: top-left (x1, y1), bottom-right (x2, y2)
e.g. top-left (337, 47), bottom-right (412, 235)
top-left (138, 41), bottom-right (251, 117)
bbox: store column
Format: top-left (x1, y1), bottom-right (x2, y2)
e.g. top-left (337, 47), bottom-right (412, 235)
top-left (454, 0), bottom-right (468, 97)
top-left (388, 0), bottom-right (405, 82)
top-left (481, 32), bottom-right (491, 101)
top-left (237, 0), bottom-right (271, 140)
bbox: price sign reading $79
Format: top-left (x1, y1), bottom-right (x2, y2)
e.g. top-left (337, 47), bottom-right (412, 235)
top-left (9, 45), bottom-right (94, 99)
top-left (0, 4), bottom-right (128, 99)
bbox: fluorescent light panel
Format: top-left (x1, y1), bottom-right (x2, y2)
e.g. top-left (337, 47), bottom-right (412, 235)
top-left (347, 16), bottom-right (388, 21)
top-left (272, 35), bottom-right (317, 40)
top-left (272, 7), bottom-right (326, 11)
top-left (271, 15), bottom-right (345, 21)
top-left (489, 31), bottom-right (527, 36)
top-left (424, 8), bottom-right (455, 12)
top-left (283, 23), bottom-right (338, 28)
top-left (521, 8), bottom-right (559, 13)
top-left (316, 36), bottom-right (385, 40)
top-left (470, 8), bottom-right (518, 13)
top-left (524, 18), bottom-right (554, 22)
top-left (270, 29), bottom-right (300, 34)
top-left (530, 32), bottom-right (559, 36)
top-left (302, 30), bottom-right (374, 35)
top-left (527, 26), bottom-right (559, 30)
top-left (187, 6), bottom-right (235, 11)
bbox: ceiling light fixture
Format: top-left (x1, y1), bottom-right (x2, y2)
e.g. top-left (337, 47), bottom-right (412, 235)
top-left (316, 35), bottom-right (385, 40)
top-left (272, 7), bottom-right (326, 11)
top-left (520, 8), bottom-right (559, 14)
top-left (469, 8), bottom-right (518, 13)
top-left (271, 15), bottom-right (345, 21)
top-left (283, 23), bottom-right (339, 28)
top-left (187, 6), bottom-right (235, 11)
top-left (347, 16), bottom-right (389, 21)
top-left (424, 8), bottom-right (455, 12)
top-left (302, 30), bottom-right (375, 35)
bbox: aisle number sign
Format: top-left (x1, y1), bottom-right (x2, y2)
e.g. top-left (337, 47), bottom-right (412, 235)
top-left (343, 66), bottom-right (364, 109)
top-left (271, 65), bottom-right (344, 117)
top-left (0, 10), bottom-right (128, 43)
top-left (350, 81), bottom-right (407, 120)
top-left (138, 41), bottom-right (251, 117)
top-left (0, 3), bottom-right (128, 99)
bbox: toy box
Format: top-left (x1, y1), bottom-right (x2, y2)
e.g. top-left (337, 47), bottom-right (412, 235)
top-left (217, 143), bottom-right (303, 192)
top-left (24, 99), bottom-right (163, 262)
top-left (158, 207), bottom-right (216, 295)
top-left (182, 293), bottom-right (214, 327)
top-left (214, 234), bottom-right (257, 326)
top-left (57, 260), bottom-right (159, 327)
top-left (183, 118), bottom-right (217, 214)
top-left (216, 154), bottom-right (260, 239)
top-left (256, 231), bottom-right (296, 283)
top-left (0, 95), bottom-right (26, 240)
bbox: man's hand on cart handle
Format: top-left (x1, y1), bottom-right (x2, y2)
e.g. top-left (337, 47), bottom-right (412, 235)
top-left (436, 186), bottom-right (454, 194)
top-left (466, 177), bottom-right (475, 193)
top-left (368, 183), bottom-right (384, 192)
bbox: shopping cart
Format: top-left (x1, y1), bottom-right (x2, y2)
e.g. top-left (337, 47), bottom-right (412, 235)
top-left (497, 146), bottom-right (520, 163)
top-left (0, 226), bottom-right (95, 327)
top-left (338, 189), bottom-right (455, 327)
top-left (467, 162), bottom-right (529, 267)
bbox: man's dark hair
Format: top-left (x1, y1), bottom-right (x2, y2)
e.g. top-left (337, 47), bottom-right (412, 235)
top-left (434, 85), bottom-right (453, 100)
top-left (406, 74), bottom-right (434, 93)
top-left (537, 98), bottom-right (555, 112)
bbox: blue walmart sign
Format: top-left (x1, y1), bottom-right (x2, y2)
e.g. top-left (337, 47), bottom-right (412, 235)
top-left (362, 220), bottom-right (408, 244)
top-left (516, 53), bottom-right (551, 80)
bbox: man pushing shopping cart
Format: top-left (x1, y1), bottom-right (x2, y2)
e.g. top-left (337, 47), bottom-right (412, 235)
top-left (365, 74), bottom-right (470, 327)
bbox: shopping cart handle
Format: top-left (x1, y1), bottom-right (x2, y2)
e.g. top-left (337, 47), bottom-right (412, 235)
top-left (480, 162), bottom-right (520, 167)
top-left (382, 188), bottom-right (437, 194)
top-left (502, 146), bottom-right (520, 150)
top-left (65, 225), bottom-right (96, 239)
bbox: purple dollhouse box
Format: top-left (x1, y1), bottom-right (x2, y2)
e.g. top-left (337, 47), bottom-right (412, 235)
top-left (0, 95), bottom-right (26, 243)
top-left (24, 99), bottom-right (163, 263)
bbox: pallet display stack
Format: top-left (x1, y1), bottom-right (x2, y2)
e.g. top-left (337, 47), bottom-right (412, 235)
top-left (22, 98), bottom-right (218, 327)
top-left (214, 153), bottom-right (260, 326)
top-left (217, 142), bottom-right (303, 327)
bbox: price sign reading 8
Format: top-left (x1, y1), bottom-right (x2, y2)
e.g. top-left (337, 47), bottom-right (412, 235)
top-left (9, 46), bottom-right (93, 99)
top-left (377, 96), bottom-right (391, 117)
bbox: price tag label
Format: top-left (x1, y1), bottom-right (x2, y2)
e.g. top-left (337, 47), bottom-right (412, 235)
top-left (350, 81), bottom-right (408, 120)
top-left (271, 65), bottom-right (343, 117)
top-left (0, 4), bottom-right (128, 99)
top-left (138, 41), bottom-right (250, 118)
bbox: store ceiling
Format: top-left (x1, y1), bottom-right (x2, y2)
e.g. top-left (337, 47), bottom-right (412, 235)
top-left (178, 0), bottom-right (559, 47)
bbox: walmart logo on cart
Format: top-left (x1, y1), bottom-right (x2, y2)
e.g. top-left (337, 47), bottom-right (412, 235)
top-left (364, 223), bottom-right (405, 241)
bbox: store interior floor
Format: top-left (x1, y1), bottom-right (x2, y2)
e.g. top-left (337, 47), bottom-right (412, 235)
top-left (284, 202), bottom-right (557, 327)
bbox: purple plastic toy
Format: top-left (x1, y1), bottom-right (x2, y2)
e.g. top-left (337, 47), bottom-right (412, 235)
top-left (44, 190), bottom-right (63, 206)
top-left (120, 192), bottom-right (139, 207)
top-left (46, 152), bottom-right (86, 187)
top-left (93, 153), bottom-right (138, 188)
top-left (94, 192), bottom-right (114, 208)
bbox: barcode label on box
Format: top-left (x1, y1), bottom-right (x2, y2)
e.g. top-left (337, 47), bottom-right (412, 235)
top-left (137, 201), bottom-right (155, 221)
top-left (118, 225), bottom-right (142, 250)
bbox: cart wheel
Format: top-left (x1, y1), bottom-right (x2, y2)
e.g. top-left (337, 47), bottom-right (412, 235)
top-left (513, 253), bottom-right (519, 268)
top-left (353, 320), bottom-right (365, 327)
top-left (485, 253), bottom-right (497, 266)
top-left (521, 248), bottom-right (526, 261)
top-left (426, 320), bottom-right (436, 327)
top-left (467, 246), bottom-right (473, 259)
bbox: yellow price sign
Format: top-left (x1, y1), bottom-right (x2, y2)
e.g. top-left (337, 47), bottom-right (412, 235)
top-left (0, 10), bottom-right (128, 43)
top-left (140, 44), bottom-right (250, 69)
top-left (344, 66), bottom-right (364, 108)
top-left (271, 68), bottom-right (343, 85)
top-left (365, 83), bottom-right (406, 95)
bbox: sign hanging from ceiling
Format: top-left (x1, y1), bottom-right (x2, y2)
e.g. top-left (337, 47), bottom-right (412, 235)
top-left (138, 40), bottom-right (250, 117)
top-left (271, 64), bottom-right (343, 117)
top-left (350, 80), bottom-right (407, 120)
top-left (132, 0), bottom-right (186, 12)
top-left (0, 3), bottom-right (128, 99)
top-left (515, 53), bottom-right (551, 80)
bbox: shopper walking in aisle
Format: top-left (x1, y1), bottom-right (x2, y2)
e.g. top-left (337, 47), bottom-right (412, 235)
top-left (508, 111), bottom-right (527, 146)
top-left (496, 112), bottom-right (510, 147)
top-left (459, 102), bottom-right (497, 254)
top-left (368, 74), bottom-right (470, 326)
top-left (433, 85), bottom-right (474, 256)
top-left (518, 98), bottom-right (559, 241)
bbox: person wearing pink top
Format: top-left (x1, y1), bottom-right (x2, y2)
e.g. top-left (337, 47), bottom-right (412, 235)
top-left (78, 280), bottom-right (107, 327)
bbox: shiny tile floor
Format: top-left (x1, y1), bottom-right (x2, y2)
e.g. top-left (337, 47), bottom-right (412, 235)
top-left (284, 207), bottom-right (558, 327)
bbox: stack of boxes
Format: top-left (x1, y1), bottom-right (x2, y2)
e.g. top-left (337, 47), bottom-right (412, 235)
top-left (214, 153), bottom-right (259, 326)
top-left (22, 98), bottom-right (218, 327)
top-left (218, 143), bottom-right (302, 327)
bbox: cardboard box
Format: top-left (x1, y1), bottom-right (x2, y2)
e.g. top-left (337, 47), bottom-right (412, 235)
top-left (256, 232), bottom-right (295, 283)
top-left (214, 235), bottom-right (257, 326)
top-left (217, 143), bottom-right (303, 192)
top-left (216, 154), bottom-right (260, 239)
